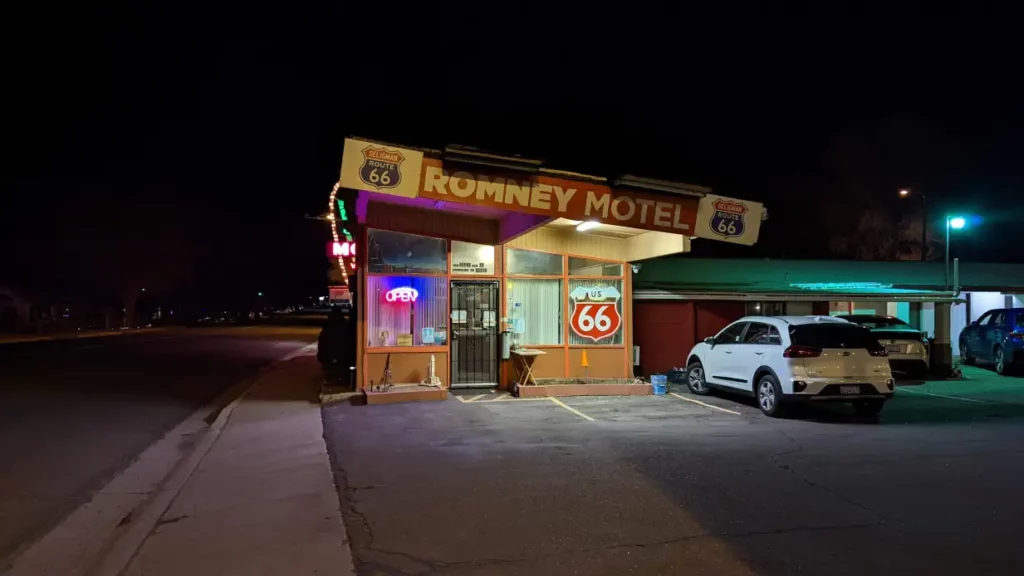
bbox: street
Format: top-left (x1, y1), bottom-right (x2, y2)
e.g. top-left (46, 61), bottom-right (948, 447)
top-left (324, 368), bottom-right (1024, 576)
top-left (0, 324), bottom-right (319, 564)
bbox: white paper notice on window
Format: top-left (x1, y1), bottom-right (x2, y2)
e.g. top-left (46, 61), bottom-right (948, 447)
top-left (451, 310), bottom-right (467, 324)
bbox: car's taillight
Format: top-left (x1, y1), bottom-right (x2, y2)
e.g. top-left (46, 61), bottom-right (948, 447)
top-left (868, 348), bottom-right (889, 357)
top-left (783, 345), bottom-right (822, 358)
top-left (1012, 331), bottom-right (1024, 341)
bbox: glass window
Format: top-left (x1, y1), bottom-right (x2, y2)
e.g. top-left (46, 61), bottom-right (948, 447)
top-left (451, 241), bottom-right (495, 275)
top-left (745, 302), bottom-right (784, 316)
top-left (507, 249), bottom-right (562, 276)
top-left (568, 257), bottom-right (622, 277)
top-left (789, 324), bottom-right (882, 350)
top-left (366, 276), bottom-right (449, 347)
top-left (762, 326), bottom-right (783, 345)
top-left (568, 279), bottom-right (624, 345)
top-left (716, 323), bottom-right (748, 344)
top-left (742, 322), bottom-right (772, 344)
top-left (836, 315), bottom-right (911, 329)
top-left (988, 311), bottom-right (1005, 326)
top-left (507, 279), bottom-right (562, 345)
top-left (367, 229), bottom-right (447, 275)
top-left (1015, 313), bottom-right (1024, 330)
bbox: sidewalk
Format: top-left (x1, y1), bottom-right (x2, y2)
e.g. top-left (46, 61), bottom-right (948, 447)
top-left (118, 348), bottom-right (354, 576)
top-left (6, 345), bottom-right (355, 576)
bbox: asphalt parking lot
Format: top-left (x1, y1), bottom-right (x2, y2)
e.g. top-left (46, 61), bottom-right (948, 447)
top-left (323, 366), bottom-right (1024, 575)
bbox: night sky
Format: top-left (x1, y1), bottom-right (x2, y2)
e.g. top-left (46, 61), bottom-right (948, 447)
top-left (5, 2), bottom-right (1023, 308)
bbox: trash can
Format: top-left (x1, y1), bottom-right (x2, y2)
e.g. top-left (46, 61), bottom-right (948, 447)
top-left (651, 374), bottom-right (668, 395)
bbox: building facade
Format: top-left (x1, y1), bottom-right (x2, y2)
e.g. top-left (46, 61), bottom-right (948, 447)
top-left (335, 139), bottom-right (767, 391)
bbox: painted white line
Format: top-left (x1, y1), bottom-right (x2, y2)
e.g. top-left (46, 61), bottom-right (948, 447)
top-left (464, 394), bottom-right (486, 403)
top-left (549, 397), bottom-right (595, 421)
top-left (669, 392), bottom-right (742, 415)
top-left (479, 394), bottom-right (512, 402)
top-left (897, 387), bottom-right (989, 403)
top-left (454, 395), bottom-right (468, 403)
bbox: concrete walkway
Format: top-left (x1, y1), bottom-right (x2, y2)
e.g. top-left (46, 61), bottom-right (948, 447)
top-left (115, 349), bottom-right (354, 576)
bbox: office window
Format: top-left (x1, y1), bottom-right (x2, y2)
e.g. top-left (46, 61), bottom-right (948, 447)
top-left (367, 229), bottom-right (447, 275)
top-left (507, 249), bottom-right (562, 276)
top-left (366, 276), bottom-right (449, 347)
top-left (506, 279), bottom-right (562, 345)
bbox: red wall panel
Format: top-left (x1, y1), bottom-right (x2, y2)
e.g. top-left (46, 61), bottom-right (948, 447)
top-left (634, 300), bottom-right (747, 376)
top-left (694, 301), bottom-right (746, 343)
top-left (633, 301), bottom-right (695, 376)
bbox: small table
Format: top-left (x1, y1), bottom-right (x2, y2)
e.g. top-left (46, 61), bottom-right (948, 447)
top-left (510, 348), bottom-right (546, 396)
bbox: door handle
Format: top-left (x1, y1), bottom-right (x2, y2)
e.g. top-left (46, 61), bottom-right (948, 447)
top-left (724, 350), bottom-right (733, 354)
top-left (755, 351), bottom-right (764, 355)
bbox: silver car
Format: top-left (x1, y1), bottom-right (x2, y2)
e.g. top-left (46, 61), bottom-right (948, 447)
top-left (836, 315), bottom-right (930, 378)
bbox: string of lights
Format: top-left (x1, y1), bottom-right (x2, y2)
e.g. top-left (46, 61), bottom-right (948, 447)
top-left (327, 181), bottom-right (352, 286)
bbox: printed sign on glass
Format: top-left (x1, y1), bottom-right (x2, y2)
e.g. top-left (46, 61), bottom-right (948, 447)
top-left (569, 285), bottom-right (622, 343)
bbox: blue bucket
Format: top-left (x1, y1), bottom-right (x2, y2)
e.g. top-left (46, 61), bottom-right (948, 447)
top-left (651, 374), bottom-right (668, 395)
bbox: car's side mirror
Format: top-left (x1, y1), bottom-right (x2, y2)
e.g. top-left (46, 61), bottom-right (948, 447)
top-left (704, 336), bottom-right (716, 346)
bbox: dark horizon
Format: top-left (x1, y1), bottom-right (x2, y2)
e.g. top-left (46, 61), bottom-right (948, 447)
top-left (5, 2), bottom-right (1024, 307)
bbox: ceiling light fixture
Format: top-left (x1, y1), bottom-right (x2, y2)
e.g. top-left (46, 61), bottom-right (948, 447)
top-left (576, 220), bottom-right (600, 232)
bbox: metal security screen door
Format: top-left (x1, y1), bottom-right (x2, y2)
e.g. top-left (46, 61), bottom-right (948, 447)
top-left (450, 281), bottom-right (499, 387)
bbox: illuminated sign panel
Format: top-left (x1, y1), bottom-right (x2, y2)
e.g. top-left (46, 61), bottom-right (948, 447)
top-left (327, 241), bottom-right (356, 258)
top-left (384, 287), bottom-right (418, 303)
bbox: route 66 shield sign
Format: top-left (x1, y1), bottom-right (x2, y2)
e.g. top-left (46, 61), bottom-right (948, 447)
top-left (709, 199), bottom-right (748, 239)
top-left (569, 285), bottom-right (622, 342)
top-left (359, 146), bottom-right (404, 190)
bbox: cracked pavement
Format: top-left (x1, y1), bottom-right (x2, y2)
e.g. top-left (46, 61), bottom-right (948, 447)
top-left (323, 387), bottom-right (1024, 575)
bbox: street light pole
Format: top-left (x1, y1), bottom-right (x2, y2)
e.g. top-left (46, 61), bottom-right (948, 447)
top-left (944, 215), bottom-right (950, 291)
top-left (920, 198), bottom-right (928, 262)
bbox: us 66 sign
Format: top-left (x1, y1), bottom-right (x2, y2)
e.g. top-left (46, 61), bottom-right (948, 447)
top-left (569, 285), bottom-right (622, 342)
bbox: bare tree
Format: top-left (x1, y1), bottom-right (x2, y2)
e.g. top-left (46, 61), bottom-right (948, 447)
top-left (64, 192), bottom-right (194, 327)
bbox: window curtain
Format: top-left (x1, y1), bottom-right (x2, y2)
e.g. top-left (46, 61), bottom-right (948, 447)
top-left (507, 279), bottom-right (562, 345)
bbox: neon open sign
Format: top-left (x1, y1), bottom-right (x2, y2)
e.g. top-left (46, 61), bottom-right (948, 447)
top-left (384, 287), bottom-right (419, 303)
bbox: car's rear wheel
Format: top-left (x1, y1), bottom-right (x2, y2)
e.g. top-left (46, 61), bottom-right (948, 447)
top-left (994, 346), bottom-right (1006, 375)
top-left (959, 342), bottom-right (975, 365)
top-left (853, 399), bottom-right (885, 416)
top-left (686, 361), bottom-right (710, 395)
top-left (756, 374), bottom-right (784, 417)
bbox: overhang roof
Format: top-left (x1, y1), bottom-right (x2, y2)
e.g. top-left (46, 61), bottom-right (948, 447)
top-left (633, 257), bottom-right (1024, 295)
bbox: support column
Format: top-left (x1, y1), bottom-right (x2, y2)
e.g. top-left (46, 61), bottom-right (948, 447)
top-left (933, 302), bottom-right (953, 375)
top-left (908, 302), bottom-right (923, 330)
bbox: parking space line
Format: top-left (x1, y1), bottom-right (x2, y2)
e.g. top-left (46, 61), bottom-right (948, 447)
top-left (463, 394), bottom-right (487, 403)
top-left (669, 392), bottom-right (742, 415)
top-left (454, 395), bottom-right (468, 403)
top-left (898, 387), bottom-right (989, 403)
top-left (479, 394), bottom-right (513, 402)
top-left (549, 398), bottom-right (595, 421)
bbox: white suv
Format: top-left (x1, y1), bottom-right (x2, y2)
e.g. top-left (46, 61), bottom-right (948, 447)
top-left (684, 316), bottom-right (895, 417)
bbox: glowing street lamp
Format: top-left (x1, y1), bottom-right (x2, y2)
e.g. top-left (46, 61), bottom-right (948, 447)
top-left (945, 215), bottom-right (968, 291)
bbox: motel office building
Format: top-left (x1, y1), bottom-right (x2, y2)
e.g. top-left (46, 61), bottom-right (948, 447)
top-left (336, 139), bottom-right (765, 392)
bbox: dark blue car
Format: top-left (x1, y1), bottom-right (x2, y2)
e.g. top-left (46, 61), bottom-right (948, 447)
top-left (959, 308), bottom-right (1024, 375)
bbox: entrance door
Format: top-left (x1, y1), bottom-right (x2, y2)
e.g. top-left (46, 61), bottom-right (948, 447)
top-left (450, 281), bottom-right (499, 387)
